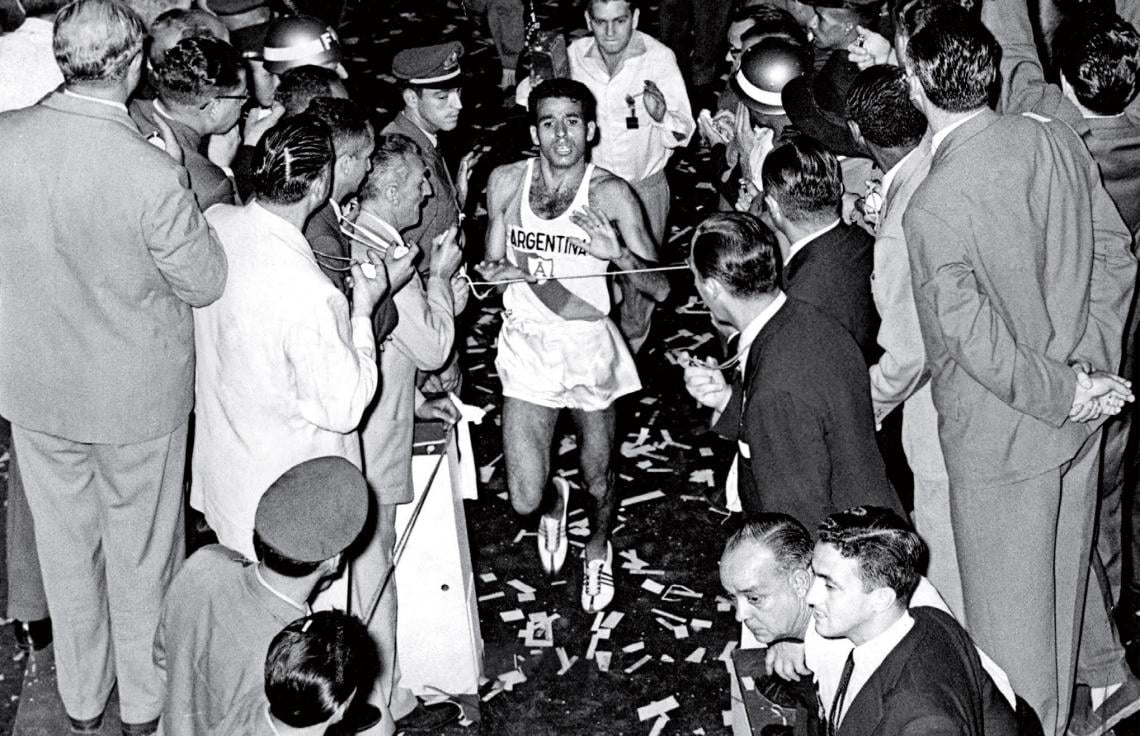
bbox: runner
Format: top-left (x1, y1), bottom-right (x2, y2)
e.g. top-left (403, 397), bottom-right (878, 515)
top-left (477, 78), bottom-right (668, 613)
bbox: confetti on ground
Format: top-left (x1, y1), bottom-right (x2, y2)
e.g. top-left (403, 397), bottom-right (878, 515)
top-left (718, 641), bottom-right (737, 662)
top-left (649, 715), bottom-right (669, 736)
top-left (500, 610), bottom-right (525, 622)
top-left (637, 695), bottom-right (680, 721)
top-left (623, 641), bottom-right (645, 653)
top-left (620, 490), bottom-right (667, 507)
top-left (641, 579), bottom-right (665, 595)
top-left (477, 591), bottom-right (506, 602)
top-left (685, 647), bottom-right (706, 664)
top-left (595, 651), bottom-right (612, 672)
top-left (625, 654), bottom-right (653, 674)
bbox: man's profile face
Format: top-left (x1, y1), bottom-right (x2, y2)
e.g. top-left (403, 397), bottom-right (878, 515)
top-left (249, 59), bottom-right (280, 107)
top-left (338, 128), bottom-right (375, 197)
top-left (395, 153), bottom-right (432, 229)
top-left (413, 87), bottom-right (463, 134)
top-left (209, 80), bottom-right (249, 135)
top-left (586, 0), bottom-right (638, 56)
top-left (726, 19), bottom-right (756, 68)
top-left (720, 542), bottom-right (809, 644)
top-left (530, 96), bottom-right (595, 169)
top-left (805, 542), bottom-right (879, 640)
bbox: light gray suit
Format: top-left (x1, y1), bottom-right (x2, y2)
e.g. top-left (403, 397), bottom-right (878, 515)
top-left (904, 108), bottom-right (1136, 735)
top-left (0, 90), bottom-right (226, 723)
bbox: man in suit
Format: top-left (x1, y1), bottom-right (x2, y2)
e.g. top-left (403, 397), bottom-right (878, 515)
top-left (759, 133), bottom-right (879, 364)
top-left (0, 0), bottom-right (228, 731)
top-left (682, 211), bottom-right (896, 524)
top-left (806, 505), bottom-right (1019, 736)
top-left (902, 17), bottom-right (1138, 734)
top-left (983, 0), bottom-right (1140, 632)
top-left (718, 513), bottom-right (1018, 735)
top-left (843, 65), bottom-right (969, 615)
top-left (130, 35), bottom-right (246, 211)
top-left (351, 135), bottom-right (466, 736)
top-left (303, 97), bottom-right (408, 346)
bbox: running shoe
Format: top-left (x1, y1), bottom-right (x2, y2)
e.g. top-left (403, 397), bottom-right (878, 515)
top-left (537, 476), bottom-right (571, 575)
top-left (581, 541), bottom-right (615, 613)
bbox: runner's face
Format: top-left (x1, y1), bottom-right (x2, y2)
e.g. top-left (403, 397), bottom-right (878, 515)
top-left (530, 97), bottom-right (595, 169)
top-left (587, 0), bottom-right (638, 56)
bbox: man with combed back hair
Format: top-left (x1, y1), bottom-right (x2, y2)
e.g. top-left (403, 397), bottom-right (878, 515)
top-left (682, 211), bottom-right (896, 525)
top-left (901, 15), bottom-right (1138, 733)
top-left (131, 35), bottom-right (247, 209)
top-left (805, 506), bottom-right (1018, 735)
top-left (191, 115), bottom-right (388, 563)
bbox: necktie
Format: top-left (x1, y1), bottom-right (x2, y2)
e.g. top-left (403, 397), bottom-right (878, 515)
top-left (828, 650), bottom-right (856, 736)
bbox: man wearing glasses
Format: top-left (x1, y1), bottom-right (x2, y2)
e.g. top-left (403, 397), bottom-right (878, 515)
top-left (130, 35), bottom-right (248, 210)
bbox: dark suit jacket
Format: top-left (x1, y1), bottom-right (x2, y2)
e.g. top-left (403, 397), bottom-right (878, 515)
top-left (713, 297), bottom-right (896, 524)
top-left (129, 98), bottom-right (236, 212)
top-left (783, 222), bottom-right (880, 365)
top-left (381, 112), bottom-right (460, 277)
top-left (304, 202), bottom-right (398, 340)
top-left (837, 607), bottom-right (1018, 736)
top-left (904, 109), bottom-right (1136, 487)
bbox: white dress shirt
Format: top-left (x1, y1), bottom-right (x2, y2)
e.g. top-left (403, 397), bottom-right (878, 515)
top-left (0, 18), bottom-right (62, 112)
top-left (192, 202), bottom-right (378, 559)
top-left (930, 108), bottom-right (985, 154)
top-left (568, 31), bottom-right (695, 184)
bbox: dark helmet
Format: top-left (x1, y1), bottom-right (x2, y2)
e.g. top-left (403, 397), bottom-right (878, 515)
top-left (732, 38), bottom-right (810, 115)
top-left (261, 15), bottom-right (342, 75)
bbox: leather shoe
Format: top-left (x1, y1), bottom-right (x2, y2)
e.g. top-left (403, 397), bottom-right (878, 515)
top-left (121, 717), bottom-right (159, 736)
top-left (13, 617), bottom-right (52, 652)
top-left (394, 699), bottom-right (462, 734)
top-left (68, 713), bottom-right (104, 734)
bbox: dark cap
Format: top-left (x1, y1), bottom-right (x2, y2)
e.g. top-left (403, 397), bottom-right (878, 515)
top-left (254, 456), bottom-right (367, 563)
top-left (392, 41), bottom-right (464, 88)
top-left (781, 50), bottom-right (864, 158)
top-left (232, 20), bottom-right (270, 59)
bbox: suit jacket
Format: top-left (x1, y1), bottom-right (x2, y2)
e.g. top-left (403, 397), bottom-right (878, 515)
top-left (0, 90), bottom-right (227, 444)
top-left (381, 112), bottom-right (460, 276)
top-left (783, 222), bottom-right (879, 365)
top-left (129, 98), bottom-right (237, 212)
top-left (359, 216), bottom-right (455, 505)
top-left (713, 297), bottom-right (896, 524)
top-left (985, 0), bottom-right (1140, 235)
top-left (155, 545), bottom-right (304, 736)
top-left (305, 201), bottom-right (399, 340)
top-left (868, 147), bottom-right (932, 424)
top-left (836, 607), bottom-right (1018, 736)
top-left (904, 109), bottom-right (1136, 487)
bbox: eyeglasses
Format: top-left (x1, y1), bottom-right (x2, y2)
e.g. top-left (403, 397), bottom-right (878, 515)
top-left (199, 94), bottom-right (249, 110)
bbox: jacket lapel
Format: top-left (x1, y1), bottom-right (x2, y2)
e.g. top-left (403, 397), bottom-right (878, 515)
top-left (837, 619), bottom-right (924, 736)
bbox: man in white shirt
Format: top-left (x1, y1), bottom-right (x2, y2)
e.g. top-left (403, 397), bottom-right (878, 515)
top-left (806, 506), bottom-right (1018, 736)
top-left (569, 0), bottom-right (694, 352)
top-left (192, 115), bottom-right (387, 561)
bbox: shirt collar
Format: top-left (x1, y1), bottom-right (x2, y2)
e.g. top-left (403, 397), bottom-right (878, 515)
top-left (738, 291), bottom-right (788, 373)
top-left (358, 210), bottom-right (405, 246)
top-left (879, 147), bottom-right (917, 202)
top-left (63, 88), bottom-right (127, 113)
top-left (583, 31), bottom-right (648, 69)
top-left (785, 218), bottom-right (841, 265)
top-left (254, 565), bottom-right (310, 615)
top-left (930, 108), bottom-right (985, 155)
top-left (264, 705), bottom-right (282, 735)
top-left (852, 610), bottom-right (915, 678)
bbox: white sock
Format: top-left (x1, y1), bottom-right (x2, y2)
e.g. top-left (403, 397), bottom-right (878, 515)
top-left (1091, 682), bottom-right (1123, 711)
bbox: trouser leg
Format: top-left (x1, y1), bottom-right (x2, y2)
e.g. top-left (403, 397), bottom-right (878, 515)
top-left (912, 469), bottom-right (964, 620)
top-left (951, 464), bottom-right (1063, 735)
top-left (5, 441), bottom-right (48, 621)
top-left (93, 423), bottom-right (187, 724)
